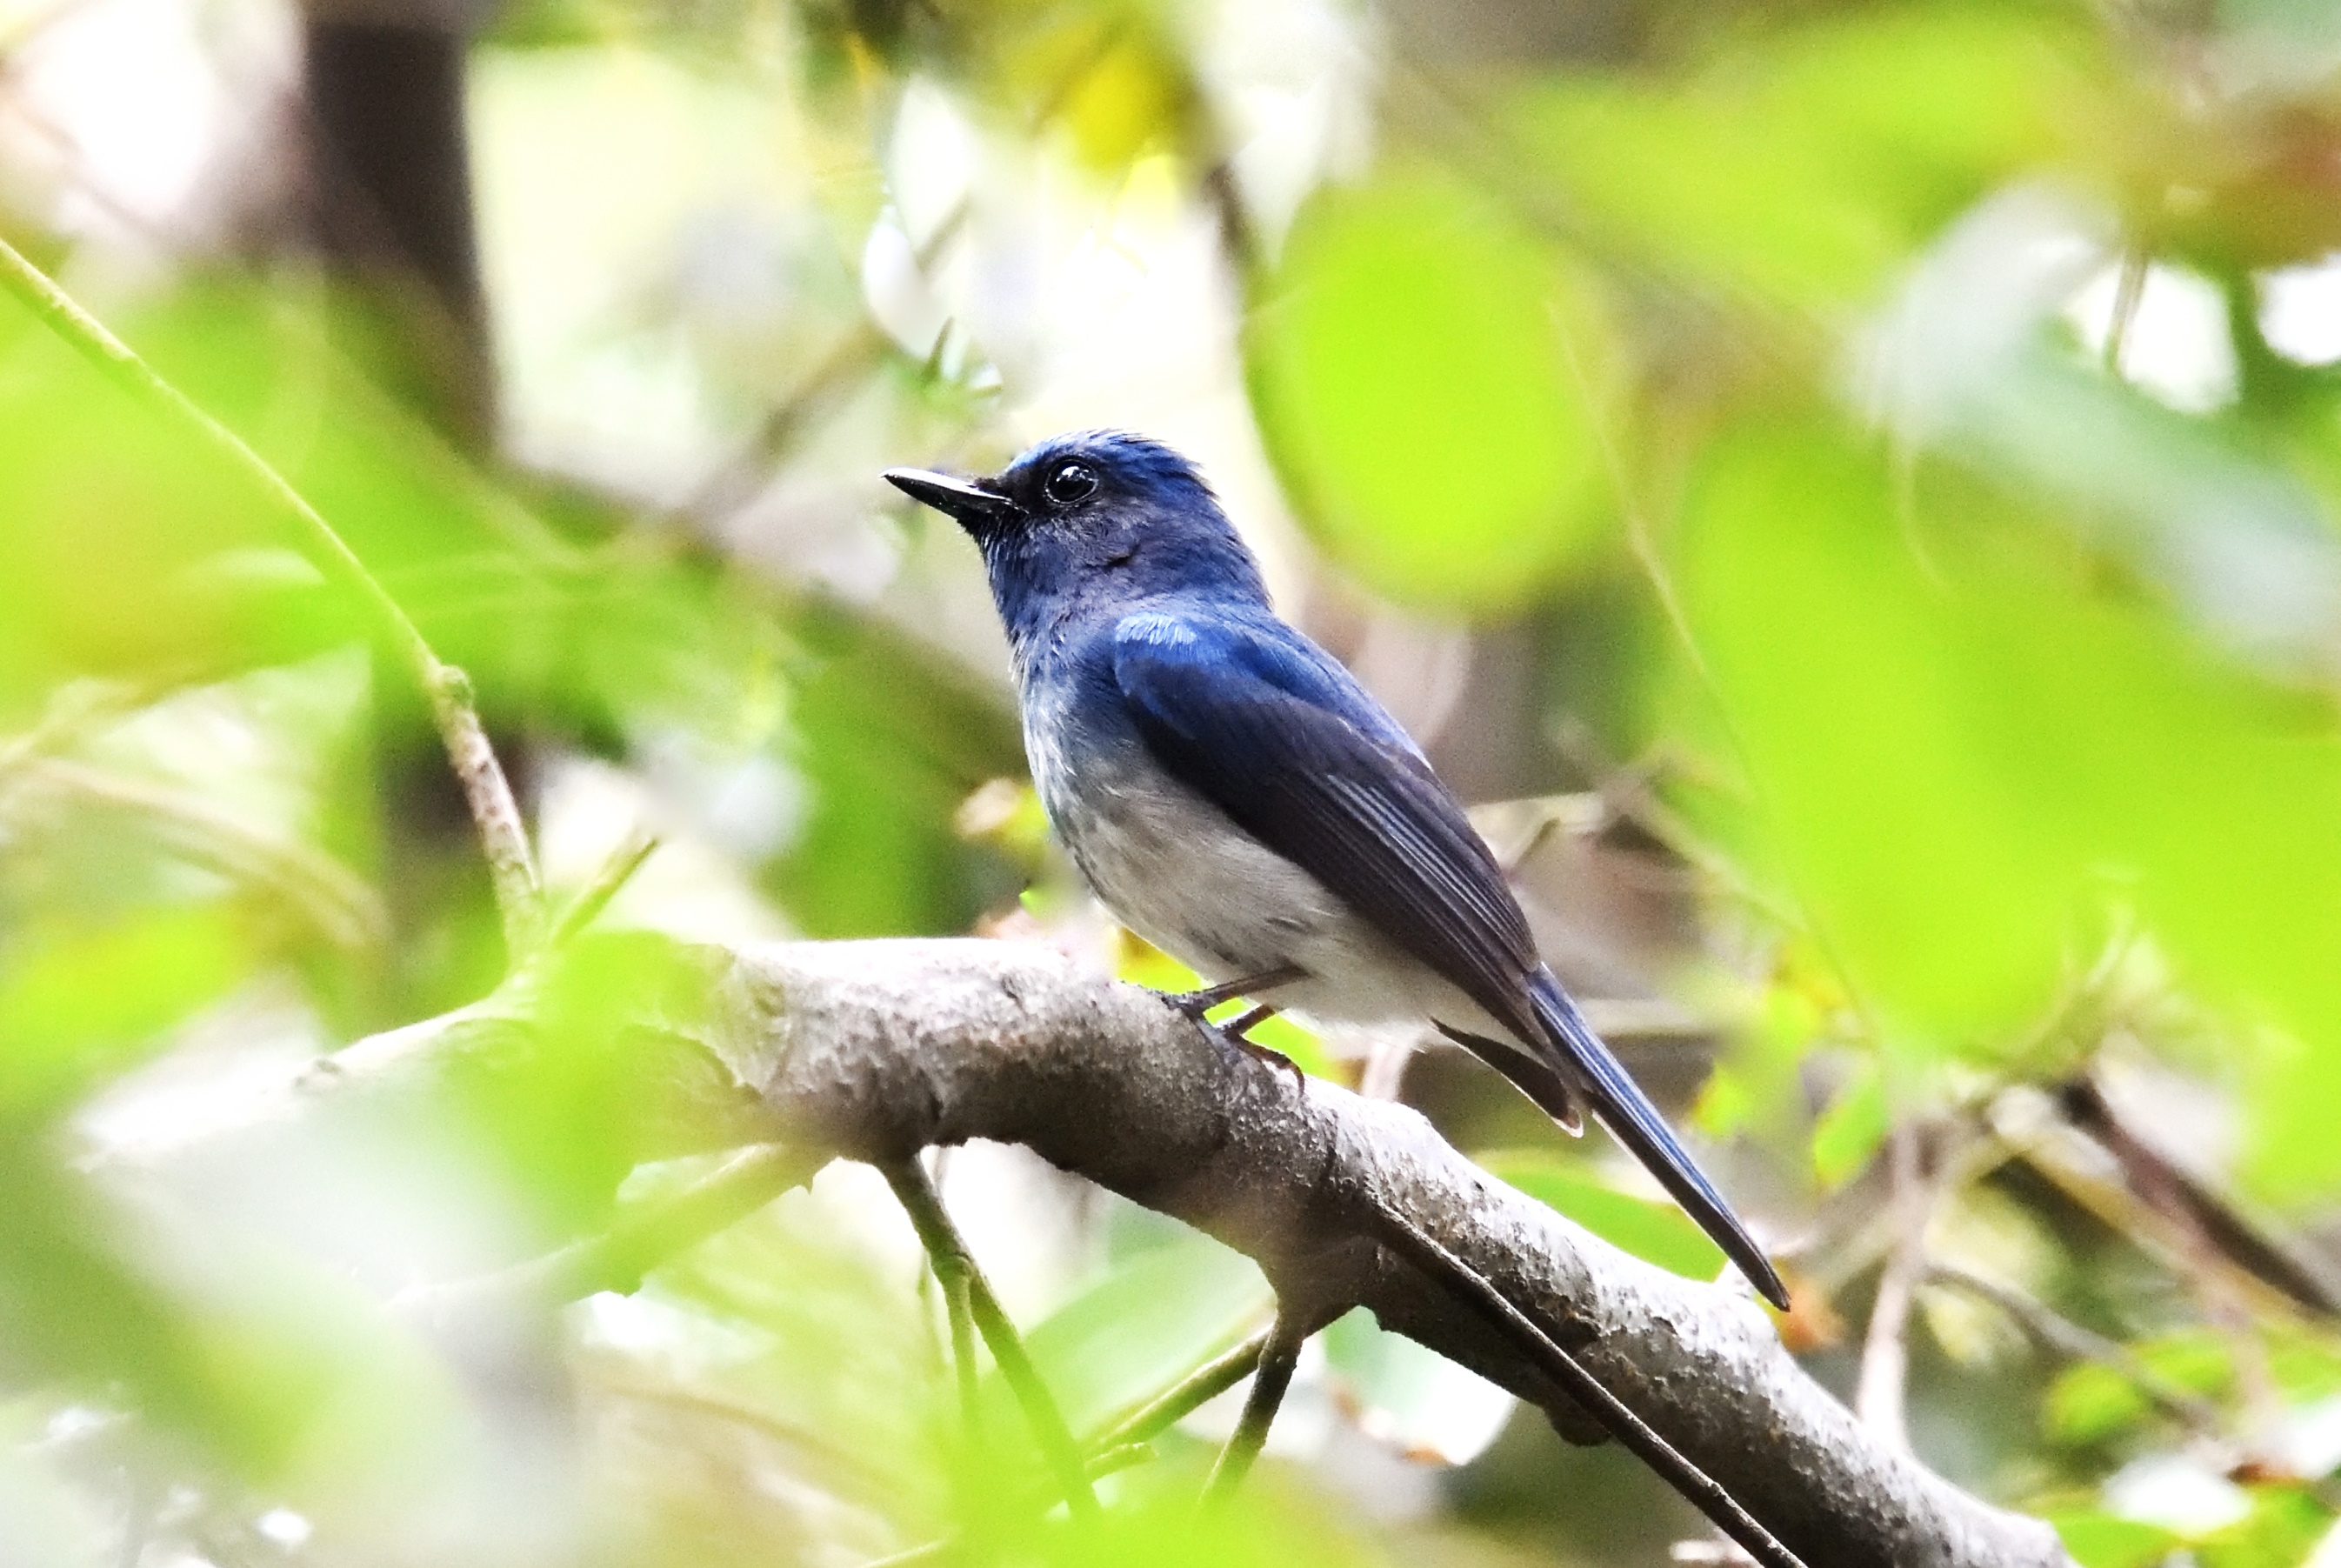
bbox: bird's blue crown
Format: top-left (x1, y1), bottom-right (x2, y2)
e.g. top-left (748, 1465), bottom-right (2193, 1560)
top-left (994, 429), bottom-right (1217, 508)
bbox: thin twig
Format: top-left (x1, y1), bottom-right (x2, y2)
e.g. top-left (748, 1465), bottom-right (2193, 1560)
top-left (944, 1264), bottom-right (982, 1436)
top-left (2103, 248), bottom-right (2150, 378)
top-left (1095, 1331), bottom-right (1271, 1451)
top-left (1920, 1264), bottom-right (2219, 1434)
top-left (1200, 1311), bottom-right (1304, 1499)
top-left (548, 832), bottom-right (660, 948)
top-left (881, 1159), bottom-right (1098, 1519)
top-left (0, 237), bottom-right (544, 959)
top-left (1083, 1442), bottom-right (1156, 1481)
top-left (858, 1542), bottom-right (950, 1568)
top-left (396, 1143), bottom-right (810, 1319)
top-left (920, 1148), bottom-right (983, 1436)
top-left (13, 757), bottom-right (385, 947)
top-left (1857, 1120), bottom-right (1930, 1448)
top-left (1369, 1206), bottom-right (1806, 1568)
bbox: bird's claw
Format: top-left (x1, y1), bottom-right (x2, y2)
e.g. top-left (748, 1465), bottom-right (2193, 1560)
top-left (1211, 1003), bottom-right (1306, 1093)
top-left (1228, 1032), bottom-right (1308, 1093)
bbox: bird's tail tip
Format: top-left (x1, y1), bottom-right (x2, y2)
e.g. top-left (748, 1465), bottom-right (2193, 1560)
top-left (1529, 974), bottom-right (1791, 1311)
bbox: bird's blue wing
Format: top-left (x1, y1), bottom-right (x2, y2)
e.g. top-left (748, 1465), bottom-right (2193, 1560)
top-left (1110, 610), bottom-right (1547, 1048)
top-left (1112, 609), bottom-right (1790, 1309)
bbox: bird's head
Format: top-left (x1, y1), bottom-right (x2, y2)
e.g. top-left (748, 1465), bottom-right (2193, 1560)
top-left (885, 430), bottom-right (1268, 655)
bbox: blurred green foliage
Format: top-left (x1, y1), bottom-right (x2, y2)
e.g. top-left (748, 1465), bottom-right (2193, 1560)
top-left (1249, 170), bottom-right (1612, 609)
top-left (8, 0), bottom-right (2341, 1564)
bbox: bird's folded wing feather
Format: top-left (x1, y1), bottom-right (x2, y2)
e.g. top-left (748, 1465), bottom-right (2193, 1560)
top-left (1112, 610), bottom-right (1789, 1309)
top-left (1110, 610), bottom-right (1546, 1048)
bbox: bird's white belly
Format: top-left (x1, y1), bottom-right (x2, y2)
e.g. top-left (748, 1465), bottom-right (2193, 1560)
top-left (1041, 755), bottom-right (1515, 1044)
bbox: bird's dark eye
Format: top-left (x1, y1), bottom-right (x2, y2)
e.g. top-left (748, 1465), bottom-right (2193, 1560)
top-left (1044, 461), bottom-right (1099, 507)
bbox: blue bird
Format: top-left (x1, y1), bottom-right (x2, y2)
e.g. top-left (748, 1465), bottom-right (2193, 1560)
top-left (885, 430), bottom-right (1787, 1310)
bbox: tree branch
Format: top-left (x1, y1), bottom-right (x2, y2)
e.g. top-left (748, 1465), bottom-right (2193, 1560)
top-left (710, 940), bottom-right (2072, 1568)
top-left (111, 938), bottom-right (2077, 1568)
top-left (1368, 1204), bottom-right (1801, 1568)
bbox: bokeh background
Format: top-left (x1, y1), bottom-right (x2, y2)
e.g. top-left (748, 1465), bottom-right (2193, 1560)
top-left (9, 0), bottom-right (2341, 1563)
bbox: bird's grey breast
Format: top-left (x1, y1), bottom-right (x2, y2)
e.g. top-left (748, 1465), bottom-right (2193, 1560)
top-left (1019, 659), bottom-right (1336, 978)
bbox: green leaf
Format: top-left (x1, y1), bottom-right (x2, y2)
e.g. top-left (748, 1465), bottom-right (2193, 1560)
top-left (2196, 1484), bottom-right (2331, 1568)
top-left (0, 905), bottom-right (249, 1119)
top-left (2045, 1332), bottom-right (2231, 1445)
top-left (2047, 1509), bottom-right (2183, 1568)
top-left (469, 930), bottom-right (729, 1231)
top-left (1474, 1148), bottom-right (1726, 1283)
top-left (1507, 10), bottom-right (2088, 309)
top-left (1320, 1305), bottom-right (1513, 1464)
top-left (1004, 11), bottom-right (1198, 171)
top-left (770, 602), bottom-right (1024, 937)
top-left (2266, 1325), bottom-right (2341, 1404)
top-left (1811, 1059), bottom-right (1888, 1190)
top-left (1671, 417), bottom-right (2341, 1105)
top-left (2043, 1363), bottom-right (2155, 1447)
top-left (1247, 169), bottom-right (1611, 612)
top-left (1672, 424), bottom-right (2076, 1044)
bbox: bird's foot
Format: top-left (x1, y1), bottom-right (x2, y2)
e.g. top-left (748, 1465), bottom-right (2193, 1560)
top-left (1159, 971), bottom-right (1310, 1092)
top-left (1216, 1004), bottom-right (1307, 1093)
top-left (1167, 977), bottom-right (1257, 1019)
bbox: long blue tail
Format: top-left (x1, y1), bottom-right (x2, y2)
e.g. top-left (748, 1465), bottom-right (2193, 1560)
top-left (1529, 970), bottom-right (1789, 1310)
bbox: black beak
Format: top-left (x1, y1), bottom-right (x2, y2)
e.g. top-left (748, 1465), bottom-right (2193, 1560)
top-left (884, 467), bottom-right (1012, 524)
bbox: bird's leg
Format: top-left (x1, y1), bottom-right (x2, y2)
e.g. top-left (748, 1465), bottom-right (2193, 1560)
top-left (1220, 1003), bottom-right (1278, 1042)
top-left (1163, 963), bottom-right (1305, 1018)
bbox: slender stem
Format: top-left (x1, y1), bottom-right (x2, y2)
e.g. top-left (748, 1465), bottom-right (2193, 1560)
top-left (943, 1265), bottom-right (982, 1435)
top-left (2104, 248), bottom-right (2150, 378)
top-left (1092, 1330), bottom-right (1269, 1451)
top-left (861, 1408), bottom-right (1216, 1566)
top-left (858, 1542), bottom-right (950, 1568)
top-left (1370, 1207), bottom-right (1805, 1568)
top-left (399, 1143), bottom-right (810, 1317)
top-left (882, 1158), bottom-right (1098, 1518)
top-left (1083, 1442), bottom-right (1155, 1481)
top-left (1857, 1120), bottom-right (1930, 1448)
top-left (1201, 1311), bottom-right (1304, 1500)
top-left (1920, 1264), bottom-right (2220, 1434)
top-left (0, 236), bottom-right (544, 959)
top-left (548, 832), bottom-right (659, 948)
top-left (959, 1253), bottom-right (1100, 1518)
